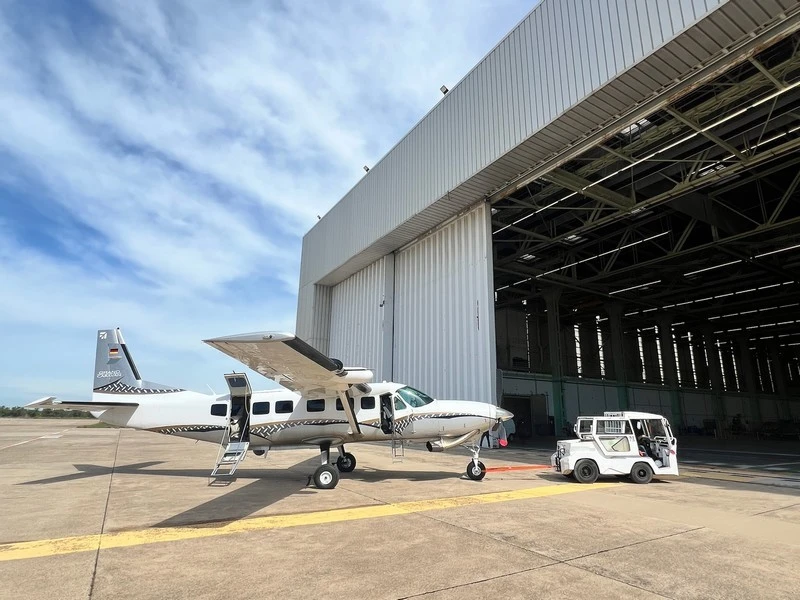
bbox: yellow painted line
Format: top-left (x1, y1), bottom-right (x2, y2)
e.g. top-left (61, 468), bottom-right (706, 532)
top-left (0, 482), bottom-right (615, 562)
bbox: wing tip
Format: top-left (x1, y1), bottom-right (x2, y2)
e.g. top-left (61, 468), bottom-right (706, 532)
top-left (203, 331), bottom-right (296, 344)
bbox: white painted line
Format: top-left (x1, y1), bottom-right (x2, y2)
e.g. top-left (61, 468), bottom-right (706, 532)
top-left (683, 448), bottom-right (800, 458)
top-left (760, 461), bottom-right (800, 468)
top-left (0, 429), bottom-right (71, 451)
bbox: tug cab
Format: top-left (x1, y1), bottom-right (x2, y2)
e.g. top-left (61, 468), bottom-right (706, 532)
top-left (551, 411), bottom-right (678, 484)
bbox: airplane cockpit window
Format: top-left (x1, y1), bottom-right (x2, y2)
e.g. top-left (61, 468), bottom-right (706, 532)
top-left (396, 386), bottom-right (434, 407)
top-left (394, 396), bottom-right (406, 411)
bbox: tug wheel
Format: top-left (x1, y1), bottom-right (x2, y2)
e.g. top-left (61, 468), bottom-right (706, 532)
top-left (573, 459), bottom-right (599, 484)
top-left (630, 462), bottom-right (653, 484)
top-left (466, 460), bottom-right (486, 481)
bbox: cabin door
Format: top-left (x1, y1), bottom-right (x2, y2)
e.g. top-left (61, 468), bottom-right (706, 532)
top-left (224, 373), bottom-right (252, 442)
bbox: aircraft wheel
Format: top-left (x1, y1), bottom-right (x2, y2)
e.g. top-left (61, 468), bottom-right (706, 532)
top-left (573, 459), bottom-right (599, 484)
top-left (466, 460), bottom-right (486, 481)
top-left (630, 462), bottom-right (653, 484)
top-left (336, 452), bottom-right (357, 473)
top-left (313, 465), bottom-right (340, 489)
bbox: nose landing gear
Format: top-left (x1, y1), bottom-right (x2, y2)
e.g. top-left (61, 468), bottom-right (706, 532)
top-left (465, 443), bottom-right (486, 481)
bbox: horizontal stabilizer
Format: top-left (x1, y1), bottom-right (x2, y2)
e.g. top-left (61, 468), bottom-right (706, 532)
top-left (25, 396), bottom-right (139, 411)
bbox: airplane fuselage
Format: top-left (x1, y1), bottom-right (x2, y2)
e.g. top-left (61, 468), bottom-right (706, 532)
top-left (94, 381), bottom-right (501, 449)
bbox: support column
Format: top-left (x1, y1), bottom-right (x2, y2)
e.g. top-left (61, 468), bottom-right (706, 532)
top-left (381, 253), bottom-right (395, 382)
top-left (737, 337), bottom-right (761, 426)
top-left (604, 303), bottom-right (630, 411)
top-left (703, 326), bottom-right (726, 427)
top-left (768, 341), bottom-right (791, 420)
top-left (658, 317), bottom-right (683, 429)
top-left (544, 289), bottom-right (565, 434)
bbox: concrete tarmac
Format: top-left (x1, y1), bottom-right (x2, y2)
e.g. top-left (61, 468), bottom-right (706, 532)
top-left (1, 418), bottom-right (799, 600)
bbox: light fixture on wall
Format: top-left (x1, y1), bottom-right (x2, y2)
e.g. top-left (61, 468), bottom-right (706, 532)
top-left (440, 85), bottom-right (449, 94)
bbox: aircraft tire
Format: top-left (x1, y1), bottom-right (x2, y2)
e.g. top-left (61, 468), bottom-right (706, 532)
top-left (336, 452), bottom-right (357, 473)
top-left (573, 459), bottom-right (599, 484)
top-left (314, 465), bottom-right (340, 489)
top-left (630, 462), bottom-right (653, 484)
top-left (466, 460), bottom-right (486, 481)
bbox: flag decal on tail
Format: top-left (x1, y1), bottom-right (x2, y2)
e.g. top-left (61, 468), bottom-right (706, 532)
top-left (109, 347), bottom-right (119, 359)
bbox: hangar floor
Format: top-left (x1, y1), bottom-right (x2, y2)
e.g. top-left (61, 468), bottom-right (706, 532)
top-left (1, 419), bottom-right (799, 600)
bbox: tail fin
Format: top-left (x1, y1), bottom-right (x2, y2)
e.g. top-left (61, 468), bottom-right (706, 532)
top-left (93, 328), bottom-right (183, 395)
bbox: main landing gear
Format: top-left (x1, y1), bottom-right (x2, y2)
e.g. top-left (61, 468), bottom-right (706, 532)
top-left (465, 443), bottom-right (486, 481)
top-left (313, 444), bottom-right (357, 489)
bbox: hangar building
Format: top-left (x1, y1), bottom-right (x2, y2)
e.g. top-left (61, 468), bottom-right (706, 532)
top-left (297, 0), bottom-right (800, 439)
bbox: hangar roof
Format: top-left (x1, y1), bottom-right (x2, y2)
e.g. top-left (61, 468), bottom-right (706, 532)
top-left (301, 0), bottom-right (799, 289)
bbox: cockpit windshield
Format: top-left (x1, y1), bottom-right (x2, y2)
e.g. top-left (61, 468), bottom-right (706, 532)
top-left (396, 386), bottom-right (435, 407)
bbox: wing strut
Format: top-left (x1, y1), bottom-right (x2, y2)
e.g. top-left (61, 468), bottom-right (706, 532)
top-left (338, 389), bottom-right (362, 437)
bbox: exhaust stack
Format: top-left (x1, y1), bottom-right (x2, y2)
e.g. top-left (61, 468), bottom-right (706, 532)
top-left (426, 430), bottom-right (480, 452)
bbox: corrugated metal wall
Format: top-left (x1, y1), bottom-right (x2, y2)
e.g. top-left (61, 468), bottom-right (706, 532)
top-left (393, 203), bottom-right (497, 403)
top-left (296, 283), bottom-right (332, 355)
top-left (300, 0), bottom-right (729, 288)
top-left (328, 257), bottom-right (389, 380)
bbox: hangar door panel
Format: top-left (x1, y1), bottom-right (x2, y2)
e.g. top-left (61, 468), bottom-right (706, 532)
top-left (394, 203), bottom-right (496, 404)
top-left (329, 257), bottom-right (390, 381)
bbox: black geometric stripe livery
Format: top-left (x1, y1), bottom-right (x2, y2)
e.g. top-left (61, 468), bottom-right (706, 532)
top-left (94, 381), bottom-right (184, 394)
top-left (148, 425), bottom-right (225, 435)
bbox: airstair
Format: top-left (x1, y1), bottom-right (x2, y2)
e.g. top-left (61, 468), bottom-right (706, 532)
top-left (211, 440), bottom-right (250, 476)
top-left (391, 429), bottom-right (404, 462)
top-left (210, 372), bottom-right (252, 478)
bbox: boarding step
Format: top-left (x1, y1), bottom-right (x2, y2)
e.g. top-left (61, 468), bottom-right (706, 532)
top-left (391, 438), bottom-right (405, 462)
top-left (211, 441), bottom-right (249, 477)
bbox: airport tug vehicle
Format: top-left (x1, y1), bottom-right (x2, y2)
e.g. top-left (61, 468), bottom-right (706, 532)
top-left (551, 411), bottom-right (679, 484)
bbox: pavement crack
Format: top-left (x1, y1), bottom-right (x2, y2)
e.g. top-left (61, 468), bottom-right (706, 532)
top-left (87, 429), bottom-right (122, 600)
top-left (395, 564), bottom-right (553, 599)
top-left (564, 526), bottom-right (705, 562)
top-left (752, 502), bottom-right (799, 516)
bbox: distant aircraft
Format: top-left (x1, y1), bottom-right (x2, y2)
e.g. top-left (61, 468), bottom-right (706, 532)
top-left (27, 329), bottom-right (513, 489)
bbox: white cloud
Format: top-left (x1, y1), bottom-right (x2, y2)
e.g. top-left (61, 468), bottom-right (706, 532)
top-left (0, 0), bottom-right (536, 405)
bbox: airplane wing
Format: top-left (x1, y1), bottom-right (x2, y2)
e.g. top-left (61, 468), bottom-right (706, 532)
top-left (203, 332), bottom-right (373, 436)
top-left (26, 396), bottom-right (139, 411)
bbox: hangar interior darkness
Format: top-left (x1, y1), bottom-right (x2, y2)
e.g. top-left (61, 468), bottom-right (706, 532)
top-left (492, 32), bottom-right (800, 438)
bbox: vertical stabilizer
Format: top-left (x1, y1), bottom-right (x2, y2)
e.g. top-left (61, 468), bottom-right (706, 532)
top-left (93, 328), bottom-right (183, 394)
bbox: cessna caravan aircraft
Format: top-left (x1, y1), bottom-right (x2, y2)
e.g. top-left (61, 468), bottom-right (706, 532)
top-left (27, 329), bottom-right (513, 489)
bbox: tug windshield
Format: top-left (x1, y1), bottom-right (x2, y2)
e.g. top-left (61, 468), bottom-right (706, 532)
top-left (396, 386), bottom-right (435, 407)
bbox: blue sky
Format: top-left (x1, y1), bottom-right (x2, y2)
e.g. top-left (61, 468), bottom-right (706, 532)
top-left (0, 0), bottom-right (535, 405)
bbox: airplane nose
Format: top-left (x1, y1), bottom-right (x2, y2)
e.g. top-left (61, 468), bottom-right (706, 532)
top-left (496, 407), bottom-right (513, 421)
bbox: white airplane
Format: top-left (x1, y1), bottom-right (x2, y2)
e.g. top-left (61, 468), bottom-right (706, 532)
top-left (27, 328), bottom-right (513, 489)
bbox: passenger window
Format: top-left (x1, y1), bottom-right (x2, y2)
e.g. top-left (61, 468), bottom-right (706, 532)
top-left (210, 403), bottom-right (227, 417)
top-left (361, 396), bottom-right (375, 410)
top-left (307, 399), bottom-right (325, 412)
top-left (252, 402), bottom-right (270, 415)
top-left (335, 397), bottom-right (355, 411)
top-left (275, 401), bottom-right (294, 414)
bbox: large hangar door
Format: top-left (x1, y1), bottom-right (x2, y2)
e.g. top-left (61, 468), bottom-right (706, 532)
top-left (394, 203), bottom-right (497, 404)
top-left (329, 257), bottom-right (392, 382)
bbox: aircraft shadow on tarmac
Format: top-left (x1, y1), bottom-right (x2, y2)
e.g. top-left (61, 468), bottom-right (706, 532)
top-left (18, 456), bottom-right (461, 527)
